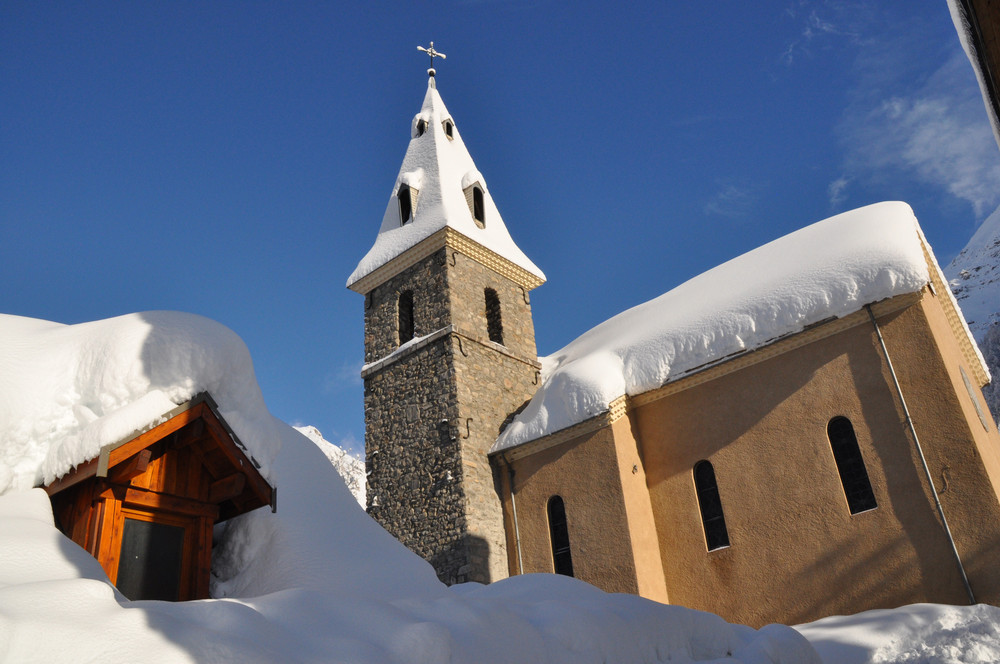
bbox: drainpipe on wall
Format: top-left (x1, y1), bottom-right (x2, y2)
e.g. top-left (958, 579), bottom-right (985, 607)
top-left (866, 304), bottom-right (976, 604)
top-left (501, 454), bottom-right (524, 576)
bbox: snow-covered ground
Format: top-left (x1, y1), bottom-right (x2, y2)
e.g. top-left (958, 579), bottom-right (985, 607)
top-left (1, 286), bottom-right (997, 661)
top-left (0, 310), bottom-right (819, 663)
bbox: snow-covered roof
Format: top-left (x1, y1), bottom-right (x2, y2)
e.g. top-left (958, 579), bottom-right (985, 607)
top-left (948, 0), bottom-right (1000, 149)
top-left (492, 202), bottom-right (941, 452)
top-left (0, 311), bottom-right (282, 494)
top-left (347, 76), bottom-right (545, 290)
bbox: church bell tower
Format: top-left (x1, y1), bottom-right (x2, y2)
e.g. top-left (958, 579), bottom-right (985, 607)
top-left (347, 53), bottom-right (545, 584)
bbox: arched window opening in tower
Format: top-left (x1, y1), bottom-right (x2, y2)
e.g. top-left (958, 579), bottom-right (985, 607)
top-left (694, 460), bottom-right (730, 551)
top-left (485, 288), bottom-right (503, 344)
top-left (398, 185), bottom-right (413, 225)
top-left (443, 119), bottom-right (454, 140)
top-left (827, 416), bottom-right (877, 514)
top-left (416, 119), bottom-right (427, 137)
top-left (398, 290), bottom-right (414, 345)
top-left (473, 186), bottom-right (485, 228)
top-left (547, 495), bottom-right (574, 577)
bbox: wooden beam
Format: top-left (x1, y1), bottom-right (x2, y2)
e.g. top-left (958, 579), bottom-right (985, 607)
top-left (98, 485), bottom-right (219, 519)
top-left (170, 418), bottom-right (205, 450)
top-left (200, 408), bottom-right (273, 510)
top-left (107, 449), bottom-right (151, 484)
top-left (208, 473), bottom-right (245, 503)
top-left (44, 457), bottom-right (99, 496)
top-left (101, 403), bottom-right (209, 474)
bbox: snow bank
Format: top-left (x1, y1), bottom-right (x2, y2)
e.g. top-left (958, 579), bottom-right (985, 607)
top-left (797, 603), bottom-right (1000, 664)
top-left (0, 479), bottom-right (820, 663)
top-left (347, 79), bottom-right (544, 288)
top-left (494, 202), bottom-right (931, 451)
top-left (0, 311), bottom-right (281, 493)
top-left (0, 310), bottom-right (821, 662)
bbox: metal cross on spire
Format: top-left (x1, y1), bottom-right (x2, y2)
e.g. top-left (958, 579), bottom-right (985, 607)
top-left (417, 42), bottom-right (446, 78)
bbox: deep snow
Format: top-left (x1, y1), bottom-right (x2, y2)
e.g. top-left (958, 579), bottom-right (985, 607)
top-left (494, 202), bottom-right (944, 452)
top-left (0, 310), bottom-right (821, 663)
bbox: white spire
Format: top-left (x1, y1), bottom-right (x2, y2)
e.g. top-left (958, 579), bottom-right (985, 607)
top-left (347, 78), bottom-right (545, 290)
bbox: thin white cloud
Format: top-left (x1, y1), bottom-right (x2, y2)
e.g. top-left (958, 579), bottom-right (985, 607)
top-left (828, 175), bottom-right (851, 208)
top-left (705, 182), bottom-right (759, 219)
top-left (840, 50), bottom-right (1000, 217)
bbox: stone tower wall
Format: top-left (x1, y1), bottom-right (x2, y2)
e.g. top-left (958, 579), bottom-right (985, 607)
top-left (446, 250), bottom-right (540, 583)
top-left (361, 244), bottom-right (541, 585)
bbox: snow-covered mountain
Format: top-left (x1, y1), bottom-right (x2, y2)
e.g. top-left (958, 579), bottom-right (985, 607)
top-left (946, 204), bottom-right (1000, 420)
top-left (295, 425), bottom-right (366, 506)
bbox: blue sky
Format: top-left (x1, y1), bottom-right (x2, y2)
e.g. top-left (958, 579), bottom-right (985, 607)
top-left (3, 1), bottom-right (999, 455)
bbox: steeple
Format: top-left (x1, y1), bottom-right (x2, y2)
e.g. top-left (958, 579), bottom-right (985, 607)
top-left (348, 60), bottom-right (545, 585)
top-left (347, 75), bottom-right (544, 293)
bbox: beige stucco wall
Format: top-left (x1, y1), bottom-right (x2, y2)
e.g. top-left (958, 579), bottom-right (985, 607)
top-left (496, 289), bottom-right (1000, 628)
top-left (635, 291), bottom-right (1000, 626)
top-left (882, 292), bottom-right (1000, 604)
top-left (500, 418), bottom-right (657, 596)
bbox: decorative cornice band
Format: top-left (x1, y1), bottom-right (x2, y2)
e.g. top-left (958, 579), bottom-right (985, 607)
top-left (920, 239), bottom-right (989, 386)
top-left (348, 228), bottom-right (545, 295)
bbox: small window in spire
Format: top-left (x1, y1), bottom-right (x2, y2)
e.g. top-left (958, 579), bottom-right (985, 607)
top-left (463, 182), bottom-right (486, 228)
top-left (398, 185), bottom-right (413, 225)
top-left (443, 119), bottom-right (454, 140)
top-left (473, 187), bottom-right (485, 228)
top-left (416, 119), bottom-right (427, 137)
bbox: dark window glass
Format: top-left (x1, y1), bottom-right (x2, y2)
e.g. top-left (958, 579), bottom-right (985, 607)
top-left (444, 119), bottom-right (454, 139)
top-left (485, 288), bottom-right (503, 344)
top-left (117, 517), bottom-right (185, 601)
top-left (828, 417), bottom-right (877, 514)
top-left (398, 291), bottom-right (414, 345)
top-left (398, 185), bottom-right (412, 225)
top-left (473, 187), bottom-right (485, 227)
top-left (694, 460), bottom-right (730, 551)
top-left (416, 119), bottom-right (427, 137)
top-left (547, 495), bottom-right (574, 577)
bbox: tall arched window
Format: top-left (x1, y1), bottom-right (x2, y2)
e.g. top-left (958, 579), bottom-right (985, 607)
top-left (485, 288), bottom-right (503, 344)
top-left (398, 290), bottom-right (414, 345)
top-left (398, 185), bottom-right (413, 225)
top-left (547, 495), bottom-right (574, 577)
top-left (827, 416), bottom-right (877, 514)
top-left (694, 460), bottom-right (729, 551)
top-left (472, 186), bottom-right (485, 228)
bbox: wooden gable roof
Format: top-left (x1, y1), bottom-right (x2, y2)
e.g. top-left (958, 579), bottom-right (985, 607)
top-left (45, 393), bottom-right (275, 519)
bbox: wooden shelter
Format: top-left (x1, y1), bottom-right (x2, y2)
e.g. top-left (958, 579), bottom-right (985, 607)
top-left (45, 393), bottom-right (275, 601)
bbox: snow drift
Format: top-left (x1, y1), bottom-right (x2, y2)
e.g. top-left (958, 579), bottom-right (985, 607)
top-left (494, 202), bottom-right (936, 451)
top-left (0, 310), bottom-right (819, 663)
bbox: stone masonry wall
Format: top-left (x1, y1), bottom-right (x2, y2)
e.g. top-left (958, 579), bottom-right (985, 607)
top-left (446, 250), bottom-right (540, 583)
top-left (362, 244), bottom-right (540, 585)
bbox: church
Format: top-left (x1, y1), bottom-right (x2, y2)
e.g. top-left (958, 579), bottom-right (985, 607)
top-left (348, 62), bottom-right (1000, 627)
